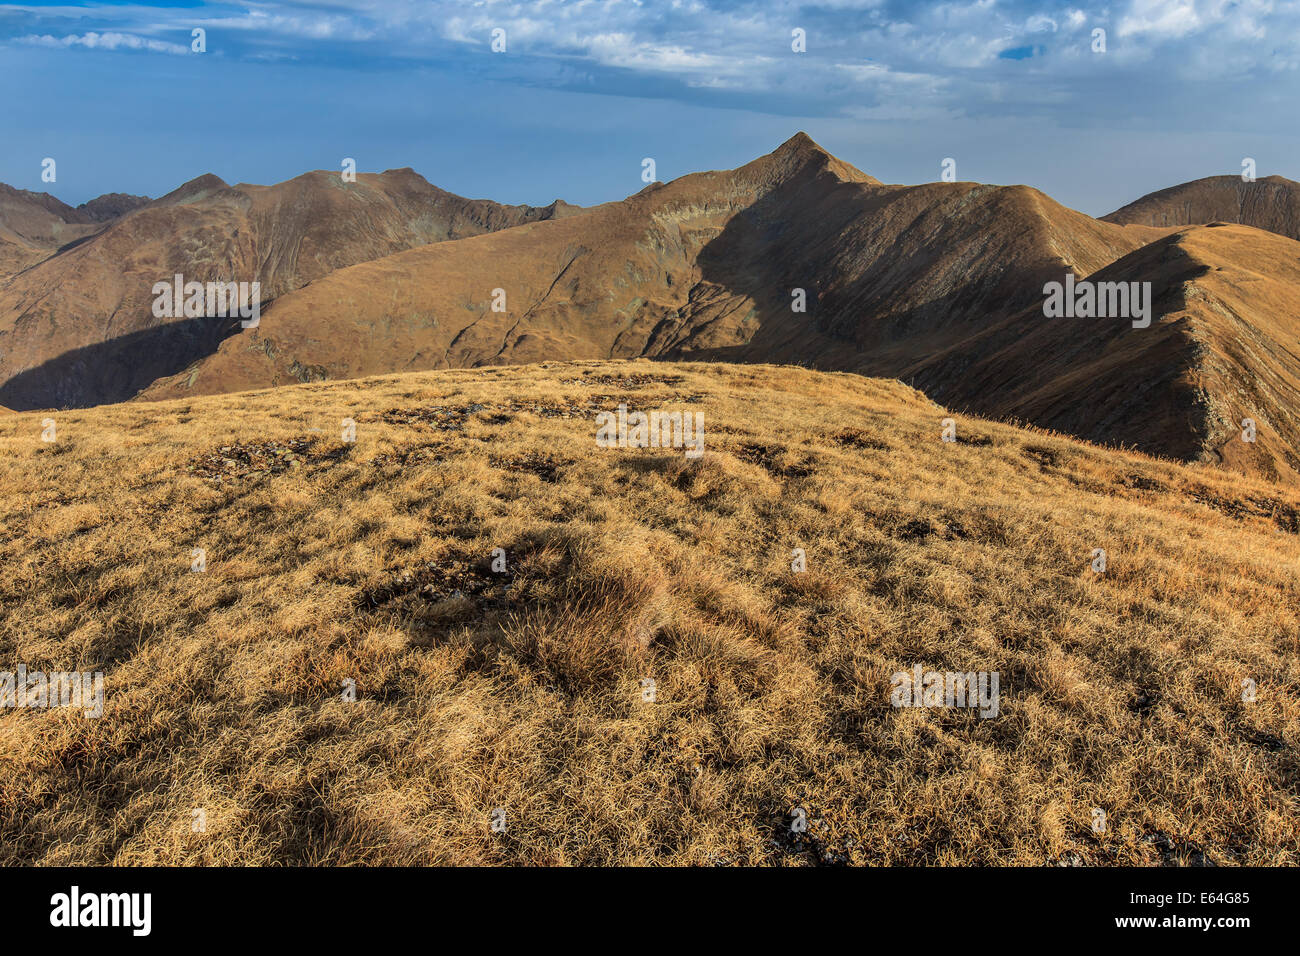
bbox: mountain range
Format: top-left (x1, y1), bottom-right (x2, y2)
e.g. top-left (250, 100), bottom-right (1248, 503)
top-left (0, 170), bottom-right (576, 409)
top-left (2, 133), bottom-right (1297, 483)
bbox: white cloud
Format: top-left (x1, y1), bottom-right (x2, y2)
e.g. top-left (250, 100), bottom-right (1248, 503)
top-left (8, 0), bottom-right (1300, 127)
top-left (1118, 0), bottom-right (1202, 38)
top-left (194, 11), bottom-right (376, 42)
top-left (20, 31), bottom-right (190, 55)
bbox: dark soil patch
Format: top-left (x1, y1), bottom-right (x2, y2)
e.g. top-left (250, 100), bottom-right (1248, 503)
top-left (490, 452), bottom-right (568, 482)
top-left (1023, 445), bottom-right (1061, 468)
top-left (831, 430), bottom-right (889, 451)
top-left (1139, 830), bottom-right (1217, 867)
top-left (1186, 486), bottom-right (1300, 534)
top-left (734, 442), bottom-right (815, 478)
top-left (377, 404), bottom-right (487, 430)
top-left (558, 373), bottom-right (686, 389)
top-left (356, 554), bottom-right (508, 612)
top-left (368, 446), bottom-right (450, 468)
top-left (187, 437), bottom-right (318, 484)
top-left (354, 541), bottom-right (573, 644)
top-left (764, 813), bottom-right (858, 866)
top-left (1122, 473), bottom-right (1166, 492)
top-left (1128, 689), bottom-right (1159, 715)
top-left (896, 518), bottom-right (937, 542)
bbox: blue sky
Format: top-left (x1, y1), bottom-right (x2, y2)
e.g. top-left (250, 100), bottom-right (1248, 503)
top-left (1, 1), bottom-right (1297, 216)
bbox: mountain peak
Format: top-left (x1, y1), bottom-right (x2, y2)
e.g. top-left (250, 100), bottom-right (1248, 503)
top-left (157, 173), bottom-right (229, 206)
top-left (765, 131), bottom-right (880, 185)
top-left (776, 131), bottom-right (821, 155)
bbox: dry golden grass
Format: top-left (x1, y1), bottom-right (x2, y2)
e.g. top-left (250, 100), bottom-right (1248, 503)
top-left (1, 359), bottom-right (1297, 865)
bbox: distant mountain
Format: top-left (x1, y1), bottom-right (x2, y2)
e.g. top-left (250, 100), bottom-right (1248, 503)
top-left (0, 169), bottom-right (580, 409)
top-left (142, 133), bottom-right (1178, 453)
top-left (0, 186), bottom-right (152, 282)
top-left (1103, 174), bottom-right (1300, 240)
top-left (0, 184), bottom-right (100, 281)
top-left (75, 193), bottom-right (151, 223)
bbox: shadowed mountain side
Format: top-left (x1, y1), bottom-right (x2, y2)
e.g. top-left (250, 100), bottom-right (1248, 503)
top-left (0, 315), bottom-right (244, 411)
top-left (137, 133), bottom-right (878, 398)
top-left (648, 176), bottom-right (1165, 368)
top-left (899, 224), bottom-right (1300, 482)
top-left (139, 135), bottom-right (1157, 391)
top-left (0, 169), bottom-right (582, 409)
top-left (140, 134), bottom-right (1172, 454)
top-left (1104, 175), bottom-right (1300, 240)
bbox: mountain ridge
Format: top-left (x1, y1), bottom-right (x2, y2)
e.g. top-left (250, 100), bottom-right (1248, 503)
top-left (1104, 173), bottom-right (1300, 241)
top-left (5, 134), bottom-right (1299, 485)
top-left (0, 167), bottom-right (585, 410)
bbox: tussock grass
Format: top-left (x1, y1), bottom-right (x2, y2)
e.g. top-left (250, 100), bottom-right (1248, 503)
top-left (0, 360), bottom-right (1297, 865)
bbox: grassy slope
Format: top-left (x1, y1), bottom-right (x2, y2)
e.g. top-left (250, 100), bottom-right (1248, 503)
top-left (1, 360), bottom-right (1297, 865)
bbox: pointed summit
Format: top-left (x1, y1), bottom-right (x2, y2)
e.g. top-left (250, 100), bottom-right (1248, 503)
top-left (765, 131), bottom-right (880, 185)
top-left (775, 131), bottom-right (820, 156)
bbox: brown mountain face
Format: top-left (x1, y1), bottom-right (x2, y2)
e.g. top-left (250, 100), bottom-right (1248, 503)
top-left (75, 193), bottom-right (152, 223)
top-left (1104, 174), bottom-right (1300, 240)
top-left (14, 134), bottom-right (1300, 485)
top-left (0, 185), bottom-right (99, 281)
top-left (0, 169), bottom-right (580, 410)
top-left (0, 185), bottom-right (152, 282)
top-left (139, 133), bottom-right (1161, 398)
